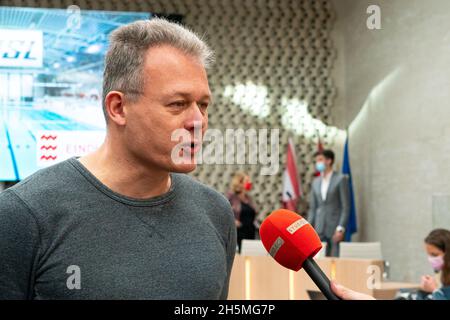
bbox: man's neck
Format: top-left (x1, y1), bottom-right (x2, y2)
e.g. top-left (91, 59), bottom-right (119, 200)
top-left (322, 168), bottom-right (333, 179)
top-left (78, 139), bottom-right (171, 199)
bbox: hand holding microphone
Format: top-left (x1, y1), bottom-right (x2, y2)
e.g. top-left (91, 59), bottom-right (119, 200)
top-left (331, 281), bottom-right (375, 300)
top-left (259, 209), bottom-right (376, 300)
top-left (259, 209), bottom-right (340, 300)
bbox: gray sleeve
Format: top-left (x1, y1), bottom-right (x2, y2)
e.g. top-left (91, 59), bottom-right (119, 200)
top-left (0, 190), bottom-right (40, 300)
top-left (220, 208), bottom-right (237, 300)
top-left (338, 175), bottom-right (350, 228)
top-left (307, 184), bottom-right (318, 226)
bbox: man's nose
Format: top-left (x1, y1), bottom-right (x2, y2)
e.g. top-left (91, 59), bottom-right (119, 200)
top-left (184, 103), bottom-right (206, 132)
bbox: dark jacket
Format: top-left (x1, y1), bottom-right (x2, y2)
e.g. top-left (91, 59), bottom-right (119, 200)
top-left (433, 286), bottom-right (450, 300)
top-left (416, 286), bottom-right (450, 300)
top-left (307, 171), bottom-right (350, 238)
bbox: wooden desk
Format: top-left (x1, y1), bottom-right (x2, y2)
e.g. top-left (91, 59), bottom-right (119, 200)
top-left (373, 282), bottom-right (421, 300)
top-left (228, 255), bottom-right (333, 300)
top-left (228, 255), bottom-right (418, 300)
top-left (333, 258), bottom-right (385, 295)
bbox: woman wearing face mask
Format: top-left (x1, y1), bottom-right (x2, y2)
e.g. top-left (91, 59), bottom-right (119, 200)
top-left (226, 171), bottom-right (258, 253)
top-left (418, 229), bottom-right (450, 300)
top-left (330, 229), bottom-right (450, 300)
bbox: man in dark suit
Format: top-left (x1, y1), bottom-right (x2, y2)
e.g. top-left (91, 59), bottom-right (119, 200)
top-left (308, 149), bottom-right (350, 257)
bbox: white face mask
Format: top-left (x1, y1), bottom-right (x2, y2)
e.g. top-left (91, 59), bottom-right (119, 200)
top-left (315, 162), bottom-right (326, 173)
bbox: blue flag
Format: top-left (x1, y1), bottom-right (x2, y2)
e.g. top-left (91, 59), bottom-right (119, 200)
top-left (342, 137), bottom-right (357, 241)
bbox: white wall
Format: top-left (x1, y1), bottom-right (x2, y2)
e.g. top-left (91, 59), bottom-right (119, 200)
top-left (331, 0), bottom-right (450, 282)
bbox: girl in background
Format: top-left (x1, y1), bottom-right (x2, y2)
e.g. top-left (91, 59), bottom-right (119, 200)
top-left (226, 171), bottom-right (258, 253)
top-left (419, 228), bottom-right (450, 300)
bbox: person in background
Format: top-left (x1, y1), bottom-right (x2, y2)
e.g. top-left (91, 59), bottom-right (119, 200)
top-left (227, 171), bottom-right (258, 253)
top-left (332, 229), bottom-right (450, 301)
top-left (417, 229), bottom-right (450, 300)
top-left (308, 149), bottom-right (350, 257)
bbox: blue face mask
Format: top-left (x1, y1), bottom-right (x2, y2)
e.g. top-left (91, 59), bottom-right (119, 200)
top-left (315, 162), bottom-right (326, 173)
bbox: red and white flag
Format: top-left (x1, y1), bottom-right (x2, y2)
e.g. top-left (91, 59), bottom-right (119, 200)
top-left (314, 131), bottom-right (324, 177)
top-left (282, 138), bottom-right (301, 211)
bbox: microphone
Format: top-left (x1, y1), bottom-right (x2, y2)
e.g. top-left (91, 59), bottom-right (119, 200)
top-left (259, 209), bottom-right (340, 300)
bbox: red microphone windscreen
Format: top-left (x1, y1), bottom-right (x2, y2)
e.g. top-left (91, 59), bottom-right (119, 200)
top-left (259, 209), bottom-right (322, 271)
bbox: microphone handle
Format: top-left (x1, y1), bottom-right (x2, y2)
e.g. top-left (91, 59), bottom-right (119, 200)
top-left (302, 258), bottom-right (341, 300)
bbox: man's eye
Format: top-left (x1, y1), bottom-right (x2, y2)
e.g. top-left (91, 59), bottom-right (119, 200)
top-left (170, 101), bottom-right (187, 107)
top-left (198, 102), bottom-right (209, 109)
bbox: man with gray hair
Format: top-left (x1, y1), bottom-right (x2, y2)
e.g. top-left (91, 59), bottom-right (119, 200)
top-left (0, 18), bottom-right (236, 299)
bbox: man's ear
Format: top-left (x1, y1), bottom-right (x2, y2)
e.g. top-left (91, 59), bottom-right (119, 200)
top-left (105, 91), bottom-right (127, 126)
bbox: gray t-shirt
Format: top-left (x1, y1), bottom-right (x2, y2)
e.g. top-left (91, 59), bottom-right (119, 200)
top-left (0, 158), bottom-right (236, 300)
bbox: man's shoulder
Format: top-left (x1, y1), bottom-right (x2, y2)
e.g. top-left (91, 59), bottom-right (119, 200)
top-left (311, 176), bottom-right (321, 186)
top-left (4, 159), bottom-right (82, 214)
top-left (174, 173), bottom-right (230, 205)
top-left (0, 187), bottom-right (29, 213)
top-left (333, 172), bottom-right (349, 182)
top-left (9, 159), bottom-right (76, 194)
top-left (173, 173), bottom-right (234, 219)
